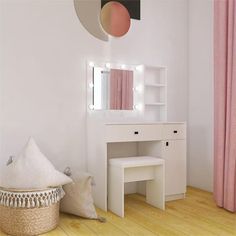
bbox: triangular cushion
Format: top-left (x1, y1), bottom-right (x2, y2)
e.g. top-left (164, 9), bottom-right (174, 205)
top-left (0, 137), bottom-right (72, 189)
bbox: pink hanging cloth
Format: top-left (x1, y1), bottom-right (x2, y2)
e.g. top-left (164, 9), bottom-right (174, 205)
top-left (214, 0), bottom-right (236, 212)
top-left (109, 69), bottom-right (133, 110)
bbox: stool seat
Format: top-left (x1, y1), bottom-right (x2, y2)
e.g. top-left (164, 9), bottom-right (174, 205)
top-left (108, 156), bottom-right (165, 217)
top-left (109, 156), bottom-right (164, 168)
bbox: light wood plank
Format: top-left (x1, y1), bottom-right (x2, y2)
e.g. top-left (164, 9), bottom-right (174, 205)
top-left (40, 226), bottom-right (68, 236)
top-left (130, 188), bottom-right (236, 235)
top-left (126, 199), bottom-right (207, 236)
top-left (0, 187), bottom-right (236, 236)
top-left (80, 216), bottom-right (128, 236)
top-left (60, 213), bottom-right (97, 236)
top-left (96, 208), bottom-right (156, 236)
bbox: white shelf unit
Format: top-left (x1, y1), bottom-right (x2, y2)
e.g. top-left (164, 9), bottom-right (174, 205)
top-left (144, 66), bottom-right (167, 121)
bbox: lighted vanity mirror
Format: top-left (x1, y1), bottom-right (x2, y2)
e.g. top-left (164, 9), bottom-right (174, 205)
top-left (92, 67), bottom-right (134, 110)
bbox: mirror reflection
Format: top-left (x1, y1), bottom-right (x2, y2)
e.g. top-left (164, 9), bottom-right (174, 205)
top-left (93, 67), bottom-right (134, 110)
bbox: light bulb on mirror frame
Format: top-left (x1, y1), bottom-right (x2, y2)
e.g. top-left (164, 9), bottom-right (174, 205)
top-left (105, 63), bottom-right (111, 68)
top-left (89, 61), bottom-right (95, 67)
top-left (89, 104), bottom-right (94, 110)
top-left (133, 104), bottom-right (143, 111)
top-left (134, 85), bottom-right (143, 93)
top-left (135, 65), bottom-right (144, 72)
top-left (89, 82), bottom-right (94, 88)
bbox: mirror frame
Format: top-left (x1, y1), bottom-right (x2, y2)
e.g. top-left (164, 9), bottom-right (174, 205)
top-left (87, 61), bottom-right (144, 112)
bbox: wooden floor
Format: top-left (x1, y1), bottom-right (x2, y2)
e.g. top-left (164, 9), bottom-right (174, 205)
top-left (1, 187), bottom-right (236, 236)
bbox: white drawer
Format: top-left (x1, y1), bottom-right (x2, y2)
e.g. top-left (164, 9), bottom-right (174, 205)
top-left (105, 124), bottom-right (163, 142)
top-left (162, 124), bottom-right (186, 140)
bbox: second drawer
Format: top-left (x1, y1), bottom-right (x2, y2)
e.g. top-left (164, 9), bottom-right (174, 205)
top-left (162, 124), bottom-right (186, 140)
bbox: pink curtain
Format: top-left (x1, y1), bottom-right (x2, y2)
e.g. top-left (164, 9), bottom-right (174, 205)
top-left (214, 0), bottom-right (236, 212)
top-left (110, 69), bottom-right (133, 110)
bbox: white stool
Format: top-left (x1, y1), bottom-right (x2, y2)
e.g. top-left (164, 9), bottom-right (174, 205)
top-left (108, 156), bottom-right (165, 217)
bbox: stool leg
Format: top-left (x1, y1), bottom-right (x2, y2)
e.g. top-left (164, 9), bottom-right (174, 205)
top-left (146, 164), bottom-right (165, 210)
top-left (108, 166), bottom-right (124, 217)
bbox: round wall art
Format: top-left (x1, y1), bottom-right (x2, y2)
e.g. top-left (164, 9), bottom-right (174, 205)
top-left (100, 1), bottom-right (130, 37)
top-left (74, 0), bottom-right (140, 41)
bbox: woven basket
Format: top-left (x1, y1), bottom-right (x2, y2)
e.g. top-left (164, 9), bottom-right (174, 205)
top-left (0, 187), bottom-right (64, 236)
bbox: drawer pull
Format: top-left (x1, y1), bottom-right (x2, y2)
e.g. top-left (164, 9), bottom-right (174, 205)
top-left (166, 142), bottom-right (169, 146)
top-left (173, 130), bottom-right (178, 134)
top-left (134, 131), bottom-right (139, 135)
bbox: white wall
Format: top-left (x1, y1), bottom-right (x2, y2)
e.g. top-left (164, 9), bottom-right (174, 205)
top-left (0, 0), bottom-right (188, 172)
top-left (188, 0), bottom-right (214, 191)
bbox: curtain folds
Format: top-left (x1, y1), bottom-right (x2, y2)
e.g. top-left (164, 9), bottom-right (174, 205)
top-left (214, 0), bottom-right (236, 212)
top-left (109, 69), bottom-right (133, 110)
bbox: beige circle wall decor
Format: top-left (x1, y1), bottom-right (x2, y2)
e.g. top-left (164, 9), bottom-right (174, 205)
top-left (74, 0), bottom-right (140, 41)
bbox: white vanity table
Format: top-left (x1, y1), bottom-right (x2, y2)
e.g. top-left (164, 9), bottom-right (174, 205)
top-left (87, 121), bottom-right (186, 211)
top-left (86, 61), bottom-right (186, 211)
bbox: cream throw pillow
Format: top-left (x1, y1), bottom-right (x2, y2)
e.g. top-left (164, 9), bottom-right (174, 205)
top-left (0, 137), bottom-right (72, 189)
top-left (60, 171), bottom-right (97, 219)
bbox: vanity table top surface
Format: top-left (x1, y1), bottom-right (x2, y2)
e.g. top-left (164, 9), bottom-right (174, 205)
top-left (105, 122), bottom-right (186, 125)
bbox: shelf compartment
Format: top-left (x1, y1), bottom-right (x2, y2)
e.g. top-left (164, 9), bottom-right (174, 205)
top-left (144, 83), bottom-right (166, 87)
top-left (145, 103), bottom-right (166, 106)
top-left (144, 66), bottom-right (166, 84)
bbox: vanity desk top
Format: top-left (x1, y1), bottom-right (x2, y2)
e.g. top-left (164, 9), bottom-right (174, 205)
top-left (105, 122), bottom-right (186, 125)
